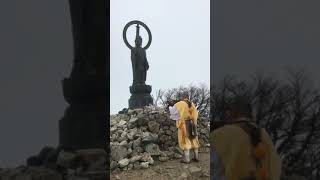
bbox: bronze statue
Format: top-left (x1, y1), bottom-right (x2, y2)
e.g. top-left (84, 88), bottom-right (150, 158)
top-left (123, 21), bottom-right (152, 85)
top-left (123, 20), bottom-right (153, 109)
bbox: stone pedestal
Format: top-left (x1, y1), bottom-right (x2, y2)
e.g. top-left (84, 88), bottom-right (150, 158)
top-left (59, 75), bottom-right (107, 150)
top-left (59, 0), bottom-right (107, 150)
top-left (129, 84), bottom-right (153, 109)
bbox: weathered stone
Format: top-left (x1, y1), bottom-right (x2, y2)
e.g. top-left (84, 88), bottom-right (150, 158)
top-left (133, 162), bottom-right (141, 169)
top-left (118, 158), bottom-right (129, 168)
top-left (144, 144), bottom-right (161, 156)
top-left (165, 151), bottom-right (174, 158)
top-left (180, 172), bottom-right (189, 179)
top-left (132, 138), bottom-right (141, 149)
top-left (111, 145), bottom-right (128, 161)
top-left (170, 126), bottom-right (176, 132)
top-left (128, 117), bottom-right (138, 128)
top-left (174, 153), bottom-right (183, 159)
top-left (188, 166), bottom-right (202, 177)
top-left (137, 117), bottom-right (148, 127)
top-left (110, 161), bottom-right (118, 170)
top-left (140, 153), bottom-right (154, 165)
top-left (140, 162), bottom-right (149, 169)
top-left (56, 151), bottom-right (76, 168)
top-left (165, 130), bottom-right (172, 135)
top-left (141, 132), bottom-right (158, 144)
top-left (15, 167), bottom-right (62, 180)
top-left (148, 121), bottom-right (160, 133)
top-left (159, 156), bottom-right (169, 162)
top-left (110, 127), bottom-right (117, 133)
top-left (75, 149), bottom-right (107, 162)
top-left (118, 120), bottom-right (127, 127)
top-left (129, 155), bottom-right (142, 163)
top-left (119, 140), bottom-right (128, 147)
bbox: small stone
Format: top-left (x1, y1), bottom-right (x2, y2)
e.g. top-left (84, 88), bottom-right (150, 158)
top-left (130, 155), bottom-right (142, 163)
top-left (110, 161), bottom-right (118, 170)
top-left (141, 153), bottom-right (154, 165)
top-left (119, 140), bottom-right (128, 147)
top-left (174, 153), bottom-right (183, 159)
top-left (56, 151), bottom-right (76, 168)
top-left (111, 145), bottom-right (128, 161)
top-left (132, 138), bottom-right (141, 149)
top-left (148, 121), bottom-right (160, 134)
top-left (118, 158), bottom-right (129, 168)
top-left (159, 156), bottom-right (169, 162)
top-left (181, 172), bottom-right (189, 178)
top-left (133, 162), bottom-right (141, 169)
top-left (118, 120), bottom-right (127, 126)
top-left (128, 163), bottom-right (133, 170)
top-left (110, 127), bottom-right (117, 133)
top-left (128, 117), bottom-right (138, 128)
top-left (127, 109), bottom-right (135, 115)
top-left (144, 144), bottom-right (161, 156)
top-left (165, 130), bottom-right (172, 135)
top-left (142, 132), bottom-right (158, 144)
top-left (170, 126), bottom-right (176, 131)
top-left (140, 162), bottom-right (149, 169)
top-left (164, 151), bottom-right (174, 158)
top-left (188, 166), bottom-right (202, 177)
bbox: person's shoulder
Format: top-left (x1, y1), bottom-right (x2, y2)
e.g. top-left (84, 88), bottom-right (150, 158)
top-left (211, 124), bottom-right (241, 136)
top-left (176, 100), bottom-right (187, 106)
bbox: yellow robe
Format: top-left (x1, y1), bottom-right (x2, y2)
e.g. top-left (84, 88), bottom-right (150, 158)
top-left (210, 125), bottom-right (282, 180)
top-left (175, 100), bottom-right (200, 150)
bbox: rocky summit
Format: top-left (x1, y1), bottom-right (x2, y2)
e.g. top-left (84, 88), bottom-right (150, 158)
top-left (0, 148), bottom-right (107, 180)
top-left (110, 105), bottom-right (210, 172)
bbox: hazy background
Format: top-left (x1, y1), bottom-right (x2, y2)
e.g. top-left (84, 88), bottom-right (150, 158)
top-left (212, 0), bottom-right (320, 85)
top-left (0, 1), bottom-right (72, 167)
top-left (110, 0), bottom-right (210, 114)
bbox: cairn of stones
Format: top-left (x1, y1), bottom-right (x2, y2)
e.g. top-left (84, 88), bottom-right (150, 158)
top-left (110, 106), bottom-right (210, 171)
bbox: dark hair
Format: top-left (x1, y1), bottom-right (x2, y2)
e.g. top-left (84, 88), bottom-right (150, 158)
top-left (184, 99), bottom-right (192, 108)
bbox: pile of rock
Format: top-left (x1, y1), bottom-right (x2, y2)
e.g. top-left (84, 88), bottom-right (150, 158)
top-left (0, 147), bottom-right (107, 180)
top-left (110, 106), bottom-right (210, 171)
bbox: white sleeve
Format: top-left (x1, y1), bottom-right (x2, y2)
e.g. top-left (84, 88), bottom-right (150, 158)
top-left (169, 106), bottom-right (180, 121)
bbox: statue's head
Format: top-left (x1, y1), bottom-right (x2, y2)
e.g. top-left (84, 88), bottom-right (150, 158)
top-left (135, 36), bottom-right (142, 47)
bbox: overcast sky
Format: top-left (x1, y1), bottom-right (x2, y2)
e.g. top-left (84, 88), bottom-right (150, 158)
top-left (0, 1), bottom-right (72, 167)
top-left (110, 0), bottom-right (210, 114)
top-left (212, 0), bottom-right (320, 85)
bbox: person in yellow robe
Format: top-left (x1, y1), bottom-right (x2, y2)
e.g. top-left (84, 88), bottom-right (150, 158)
top-left (169, 93), bottom-right (200, 163)
top-left (211, 96), bottom-right (282, 180)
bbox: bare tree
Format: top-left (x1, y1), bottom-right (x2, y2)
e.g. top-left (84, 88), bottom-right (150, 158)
top-left (154, 83), bottom-right (210, 117)
top-left (211, 69), bottom-right (320, 180)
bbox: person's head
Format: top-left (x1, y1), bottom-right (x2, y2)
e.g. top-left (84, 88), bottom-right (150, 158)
top-left (167, 99), bottom-right (178, 107)
top-left (135, 36), bottom-right (142, 47)
top-left (227, 96), bottom-right (252, 120)
top-left (179, 92), bottom-right (189, 100)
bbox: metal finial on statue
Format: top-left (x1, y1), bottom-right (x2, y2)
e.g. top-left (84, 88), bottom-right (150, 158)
top-left (136, 24), bottom-right (140, 40)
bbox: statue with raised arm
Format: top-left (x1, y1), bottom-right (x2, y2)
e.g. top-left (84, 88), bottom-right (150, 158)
top-left (123, 20), bottom-right (153, 109)
top-left (131, 25), bottom-right (149, 84)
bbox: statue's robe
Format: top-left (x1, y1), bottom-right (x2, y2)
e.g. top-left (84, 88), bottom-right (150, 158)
top-left (175, 100), bottom-right (200, 150)
top-left (210, 125), bottom-right (282, 180)
top-left (131, 47), bottom-right (149, 84)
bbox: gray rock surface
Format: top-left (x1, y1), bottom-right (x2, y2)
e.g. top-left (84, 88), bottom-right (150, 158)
top-left (110, 105), bottom-right (210, 171)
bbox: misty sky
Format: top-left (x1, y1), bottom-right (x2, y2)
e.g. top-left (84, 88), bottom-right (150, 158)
top-left (0, 1), bottom-right (72, 167)
top-left (110, 0), bottom-right (210, 114)
top-left (212, 0), bottom-right (320, 85)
